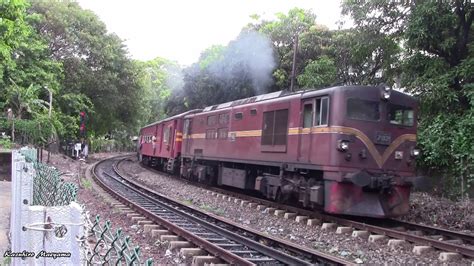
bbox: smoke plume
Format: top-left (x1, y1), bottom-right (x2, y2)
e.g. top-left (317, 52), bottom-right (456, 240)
top-left (209, 31), bottom-right (276, 94)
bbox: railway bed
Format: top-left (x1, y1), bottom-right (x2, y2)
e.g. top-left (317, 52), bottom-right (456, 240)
top-left (125, 157), bottom-right (474, 263)
top-left (92, 156), bottom-right (349, 265)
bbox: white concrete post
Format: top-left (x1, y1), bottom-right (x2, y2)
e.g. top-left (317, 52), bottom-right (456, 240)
top-left (43, 202), bottom-right (84, 265)
top-left (10, 148), bottom-right (85, 265)
top-left (19, 206), bottom-right (45, 265)
top-left (10, 150), bottom-right (24, 265)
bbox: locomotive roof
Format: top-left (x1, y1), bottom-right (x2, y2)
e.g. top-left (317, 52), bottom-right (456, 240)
top-left (140, 85), bottom-right (416, 130)
top-left (141, 109), bottom-right (202, 129)
top-left (200, 85), bottom-right (411, 112)
top-left (200, 86), bottom-right (335, 112)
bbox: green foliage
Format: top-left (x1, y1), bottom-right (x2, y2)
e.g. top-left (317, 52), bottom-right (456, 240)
top-left (0, 118), bottom-right (54, 145)
top-left (199, 45), bottom-right (225, 69)
top-left (88, 131), bottom-right (134, 153)
top-left (138, 57), bottom-right (182, 123)
top-left (297, 56), bottom-right (337, 88)
top-left (247, 7), bottom-right (399, 90)
top-left (342, 0), bottom-right (473, 197)
top-left (330, 29), bottom-right (400, 85)
top-left (248, 8), bottom-right (318, 90)
top-left (417, 111), bottom-right (474, 197)
top-left (3, 84), bottom-right (47, 119)
top-left (0, 0), bottom-right (30, 86)
top-left (199, 204), bottom-right (225, 215)
top-left (29, 1), bottom-right (147, 135)
top-left (81, 178), bottom-right (92, 190)
top-left (0, 138), bottom-right (13, 149)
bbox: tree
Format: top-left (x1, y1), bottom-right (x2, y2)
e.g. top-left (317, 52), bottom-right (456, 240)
top-left (328, 29), bottom-right (400, 86)
top-left (29, 1), bottom-right (147, 135)
top-left (0, 0), bottom-right (30, 88)
top-left (0, 0), bottom-right (63, 146)
top-left (247, 8), bottom-right (399, 90)
top-left (297, 56), bottom-right (337, 88)
top-left (247, 8), bottom-right (319, 90)
top-left (138, 57), bottom-right (182, 123)
top-left (343, 0), bottom-right (474, 197)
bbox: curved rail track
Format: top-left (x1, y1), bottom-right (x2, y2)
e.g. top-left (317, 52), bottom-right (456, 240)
top-left (208, 185), bottom-right (474, 259)
top-left (92, 156), bottom-right (349, 265)
top-left (131, 158), bottom-right (474, 260)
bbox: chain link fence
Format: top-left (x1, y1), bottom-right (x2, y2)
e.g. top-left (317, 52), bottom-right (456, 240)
top-left (84, 215), bottom-right (153, 265)
top-left (20, 148), bottom-right (78, 206)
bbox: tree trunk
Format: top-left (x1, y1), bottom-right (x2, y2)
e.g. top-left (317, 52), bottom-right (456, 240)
top-left (11, 118), bottom-right (15, 145)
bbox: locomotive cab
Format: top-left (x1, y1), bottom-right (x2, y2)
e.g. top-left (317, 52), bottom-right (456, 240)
top-left (319, 85), bottom-right (419, 217)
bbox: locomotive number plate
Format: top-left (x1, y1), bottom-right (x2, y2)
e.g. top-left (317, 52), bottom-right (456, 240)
top-left (374, 131), bottom-right (391, 145)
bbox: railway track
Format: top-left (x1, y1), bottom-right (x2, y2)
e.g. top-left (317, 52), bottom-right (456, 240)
top-left (128, 158), bottom-right (474, 262)
top-left (92, 156), bottom-right (349, 265)
top-left (207, 186), bottom-right (474, 260)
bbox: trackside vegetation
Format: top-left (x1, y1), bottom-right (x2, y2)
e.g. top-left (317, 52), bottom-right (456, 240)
top-left (0, 0), bottom-right (472, 198)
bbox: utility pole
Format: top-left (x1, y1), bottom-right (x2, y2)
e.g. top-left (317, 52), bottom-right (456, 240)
top-left (290, 34), bottom-right (299, 92)
top-left (7, 108), bottom-right (14, 144)
top-left (48, 88), bottom-right (52, 118)
top-left (46, 87), bottom-right (52, 162)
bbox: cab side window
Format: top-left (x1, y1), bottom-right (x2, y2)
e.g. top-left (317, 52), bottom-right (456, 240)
top-left (183, 119), bottom-right (191, 135)
top-left (315, 97), bottom-right (329, 126)
top-left (303, 104), bottom-right (313, 128)
top-left (163, 126), bottom-right (171, 144)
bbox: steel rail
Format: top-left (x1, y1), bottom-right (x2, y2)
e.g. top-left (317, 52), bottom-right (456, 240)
top-left (112, 158), bottom-right (349, 265)
top-left (92, 160), bottom-right (255, 265)
top-left (206, 186), bottom-right (474, 258)
top-left (388, 219), bottom-right (474, 245)
top-left (134, 159), bottom-right (474, 259)
top-left (94, 156), bottom-right (349, 265)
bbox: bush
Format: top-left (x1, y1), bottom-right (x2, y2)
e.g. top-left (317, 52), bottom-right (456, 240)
top-left (417, 110), bottom-right (474, 199)
top-left (0, 138), bottom-right (12, 149)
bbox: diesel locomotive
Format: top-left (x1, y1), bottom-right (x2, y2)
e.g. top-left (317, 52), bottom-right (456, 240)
top-left (139, 85), bottom-right (420, 218)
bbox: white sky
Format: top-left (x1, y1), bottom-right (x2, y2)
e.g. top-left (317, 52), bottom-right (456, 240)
top-left (77, 0), bottom-right (344, 66)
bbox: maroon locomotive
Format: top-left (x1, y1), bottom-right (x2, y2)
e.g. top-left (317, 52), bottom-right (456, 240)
top-left (139, 85), bottom-right (420, 218)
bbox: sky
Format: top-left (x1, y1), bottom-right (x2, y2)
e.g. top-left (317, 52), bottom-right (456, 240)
top-left (77, 0), bottom-right (344, 66)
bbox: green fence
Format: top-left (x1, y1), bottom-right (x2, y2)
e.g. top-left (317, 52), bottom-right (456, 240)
top-left (20, 148), bottom-right (78, 206)
top-left (88, 215), bottom-right (153, 265)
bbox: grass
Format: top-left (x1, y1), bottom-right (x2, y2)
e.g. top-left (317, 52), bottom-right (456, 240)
top-left (199, 204), bottom-right (225, 216)
top-left (181, 199), bottom-right (193, 206)
top-left (81, 178), bottom-right (92, 190)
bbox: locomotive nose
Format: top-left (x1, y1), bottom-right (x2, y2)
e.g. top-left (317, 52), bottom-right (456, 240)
top-left (348, 171), bottom-right (372, 187)
top-left (346, 170), bottom-right (393, 191)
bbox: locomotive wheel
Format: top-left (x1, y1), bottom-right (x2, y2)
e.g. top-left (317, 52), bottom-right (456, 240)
top-left (275, 188), bottom-right (283, 203)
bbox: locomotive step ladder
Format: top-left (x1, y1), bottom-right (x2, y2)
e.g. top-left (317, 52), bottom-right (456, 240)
top-left (166, 158), bottom-right (174, 172)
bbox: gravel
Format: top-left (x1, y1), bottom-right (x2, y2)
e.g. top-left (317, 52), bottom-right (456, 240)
top-left (402, 192), bottom-right (474, 233)
top-left (118, 157), bottom-right (473, 265)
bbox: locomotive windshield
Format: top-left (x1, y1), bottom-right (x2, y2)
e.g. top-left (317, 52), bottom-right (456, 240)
top-left (388, 104), bottom-right (414, 126)
top-left (346, 98), bottom-right (380, 121)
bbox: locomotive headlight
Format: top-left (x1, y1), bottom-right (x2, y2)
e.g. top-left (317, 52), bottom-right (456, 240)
top-left (380, 84), bottom-right (392, 100)
top-left (410, 148), bottom-right (421, 157)
top-left (337, 140), bottom-right (349, 151)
